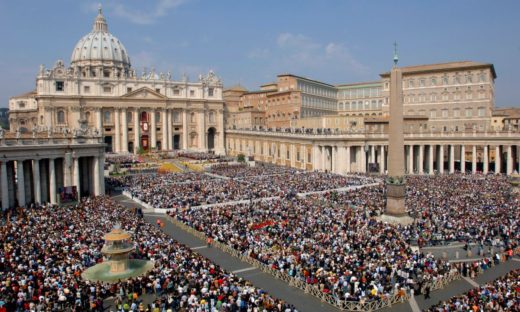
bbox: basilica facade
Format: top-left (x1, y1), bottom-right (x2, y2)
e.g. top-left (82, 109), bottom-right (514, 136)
top-left (8, 7), bottom-right (225, 155)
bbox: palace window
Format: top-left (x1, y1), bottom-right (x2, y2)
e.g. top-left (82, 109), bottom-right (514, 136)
top-left (127, 87), bottom-right (132, 93)
top-left (173, 89), bottom-right (180, 95)
top-left (430, 109), bottom-right (437, 118)
top-left (104, 111), bottom-right (111, 123)
top-left (55, 81), bottom-right (64, 92)
top-left (190, 90), bottom-right (195, 97)
top-left (465, 108), bottom-right (473, 117)
top-left (57, 110), bottom-right (65, 124)
top-left (208, 87), bottom-right (214, 97)
top-left (173, 111), bottom-right (180, 122)
top-left (478, 107), bottom-right (486, 117)
top-left (155, 88), bottom-right (161, 94)
top-left (155, 112), bottom-right (161, 122)
top-left (479, 73), bottom-right (487, 82)
top-left (431, 77), bottom-right (437, 86)
top-left (442, 109), bottom-right (449, 118)
top-left (127, 111), bottom-right (133, 122)
top-left (103, 86), bottom-right (112, 93)
top-left (453, 109), bottom-right (460, 117)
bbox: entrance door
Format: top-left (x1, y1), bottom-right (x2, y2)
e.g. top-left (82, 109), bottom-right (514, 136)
top-left (207, 127), bottom-right (216, 150)
top-left (104, 136), bottom-right (113, 153)
top-left (141, 135), bottom-right (149, 151)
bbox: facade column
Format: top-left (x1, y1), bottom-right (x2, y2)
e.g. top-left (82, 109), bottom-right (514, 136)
top-left (439, 145), bottom-right (444, 174)
top-left (472, 145), bottom-right (477, 174)
top-left (495, 145), bottom-right (501, 173)
top-left (449, 144), bottom-right (455, 173)
top-left (312, 145), bottom-right (319, 171)
top-left (167, 110), bottom-right (173, 150)
top-left (1, 162), bottom-right (9, 210)
top-left (518, 145), bottom-right (520, 173)
top-left (150, 109), bottom-right (157, 149)
top-left (95, 108), bottom-right (102, 132)
top-left (321, 146), bottom-right (327, 172)
top-left (483, 145), bottom-right (489, 174)
top-left (49, 158), bottom-right (57, 205)
top-left (114, 109), bottom-right (120, 153)
top-left (121, 109), bottom-right (128, 153)
top-left (99, 155), bottom-right (105, 195)
top-left (379, 145), bottom-right (385, 174)
top-left (74, 157), bottom-right (80, 198)
top-left (218, 109), bottom-right (225, 154)
top-left (345, 146), bottom-right (351, 173)
top-left (506, 145), bottom-right (513, 175)
top-left (460, 145), bottom-right (466, 173)
top-left (33, 159), bottom-right (41, 204)
top-left (16, 160), bottom-right (26, 207)
top-left (408, 144), bottom-right (414, 174)
top-left (93, 156), bottom-right (100, 196)
top-left (429, 145), bottom-right (434, 174)
top-left (162, 108), bottom-right (168, 151)
top-left (198, 111), bottom-right (206, 151)
top-left (370, 145), bottom-right (375, 164)
top-left (182, 109), bottom-right (189, 150)
top-left (134, 109), bottom-right (140, 153)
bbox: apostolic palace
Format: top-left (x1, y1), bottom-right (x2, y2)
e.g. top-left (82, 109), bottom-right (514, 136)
top-left (2, 7), bottom-right (520, 210)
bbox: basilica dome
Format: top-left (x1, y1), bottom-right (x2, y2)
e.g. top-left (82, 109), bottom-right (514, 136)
top-left (70, 6), bottom-right (131, 70)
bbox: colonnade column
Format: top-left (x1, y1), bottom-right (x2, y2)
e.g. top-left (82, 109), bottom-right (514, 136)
top-left (150, 109), bottom-right (157, 149)
top-left (360, 146), bottom-right (366, 173)
top-left (33, 159), bottom-right (41, 204)
top-left (483, 145), bottom-right (489, 174)
top-left (495, 146), bottom-right (501, 173)
top-left (93, 156), bottom-right (100, 196)
top-left (16, 160), bottom-right (26, 207)
top-left (114, 109), bottom-right (120, 153)
top-left (1, 162), bottom-right (9, 210)
top-left (449, 144), bottom-right (455, 174)
top-left (429, 145), bottom-right (434, 174)
top-left (218, 109), bottom-right (225, 153)
top-left (408, 145), bottom-right (414, 174)
top-left (380, 145), bottom-right (385, 174)
top-left (182, 109), bottom-right (188, 150)
top-left (121, 109), bottom-right (128, 153)
top-left (472, 145), bottom-right (477, 174)
top-left (49, 158), bottom-right (56, 205)
top-left (162, 109), bottom-right (168, 151)
top-left (312, 145), bottom-right (320, 171)
top-left (418, 145), bottom-right (424, 174)
top-left (460, 145), bottom-right (466, 173)
top-left (439, 145), bottom-right (444, 174)
top-left (99, 154), bottom-right (105, 195)
top-left (74, 157), bottom-right (80, 198)
top-left (134, 109), bottom-right (140, 153)
top-left (506, 145), bottom-right (512, 175)
top-left (370, 145), bottom-right (375, 164)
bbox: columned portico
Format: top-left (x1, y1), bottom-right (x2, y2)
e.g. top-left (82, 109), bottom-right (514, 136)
top-left (483, 145), bottom-right (489, 174)
top-left (495, 145), bottom-right (501, 173)
top-left (472, 145), bottom-right (477, 173)
top-left (16, 160), bottom-right (26, 207)
top-left (49, 158), bottom-right (57, 204)
top-left (460, 145), bottom-right (466, 173)
top-left (33, 159), bottom-right (41, 204)
top-left (428, 145), bottom-right (434, 174)
top-left (449, 144), bottom-right (455, 174)
top-left (418, 145), bottom-right (424, 174)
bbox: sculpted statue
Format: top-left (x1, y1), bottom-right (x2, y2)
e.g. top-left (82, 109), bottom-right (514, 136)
top-left (15, 128), bottom-right (21, 139)
top-left (167, 71), bottom-right (172, 80)
top-left (0, 126), bottom-right (4, 139)
top-left (32, 126), bottom-right (37, 138)
top-left (39, 64), bottom-right (45, 76)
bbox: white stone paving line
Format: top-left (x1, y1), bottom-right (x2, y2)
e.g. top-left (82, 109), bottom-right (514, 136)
top-left (408, 294), bottom-right (421, 312)
top-left (232, 267), bottom-right (257, 274)
top-left (191, 245), bottom-right (208, 250)
top-left (462, 276), bottom-right (480, 288)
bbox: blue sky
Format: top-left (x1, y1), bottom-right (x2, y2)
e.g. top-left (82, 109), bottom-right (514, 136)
top-left (0, 0), bottom-right (519, 107)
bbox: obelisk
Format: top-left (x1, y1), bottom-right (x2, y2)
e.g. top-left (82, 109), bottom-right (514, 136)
top-left (382, 44), bottom-right (413, 224)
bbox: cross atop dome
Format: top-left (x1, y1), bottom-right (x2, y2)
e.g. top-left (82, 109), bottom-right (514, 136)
top-left (93, 3), bottom-right (108, 32)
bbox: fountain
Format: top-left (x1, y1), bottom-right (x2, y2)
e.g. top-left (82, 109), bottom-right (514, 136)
top-left (82, 224), bottom-right (154, 283)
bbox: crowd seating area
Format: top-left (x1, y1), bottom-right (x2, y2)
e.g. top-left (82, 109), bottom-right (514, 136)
top-left (0, 197), bottom-right (296, 311)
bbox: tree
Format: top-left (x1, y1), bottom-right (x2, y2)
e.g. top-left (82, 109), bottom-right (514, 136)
top-left (237, 153), bottom-right (246, 162)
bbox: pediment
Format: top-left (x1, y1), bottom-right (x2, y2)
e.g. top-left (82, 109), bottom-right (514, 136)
top-left (122, 87), bottom-right (167, 99)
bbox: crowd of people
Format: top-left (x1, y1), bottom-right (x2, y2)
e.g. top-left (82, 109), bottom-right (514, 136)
top-left (171, 189), bottom-right (454, 303)
top-left (427, 269), bottom-right (519, 311)
top-left (0, 197), bottom-right (296, 311)
top-left (119, 167), bottom-right (378, 209)
top-left (208, 164), bottom-right (300, 179)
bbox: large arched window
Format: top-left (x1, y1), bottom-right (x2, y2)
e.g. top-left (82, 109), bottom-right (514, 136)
top-left (57, 110), bottom-right (65, 124)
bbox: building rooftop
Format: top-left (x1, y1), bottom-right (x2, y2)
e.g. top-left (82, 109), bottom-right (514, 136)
top-left (224, 84), bottom-right (248, 92)
top-left (336, 81), bottom-right (382, 88)
top-left (380, 61), bottom-right (497, 79)
top-left (10, 90), bottom-right (37, 99)
top-left (277, 73), bottom-right (336, 88)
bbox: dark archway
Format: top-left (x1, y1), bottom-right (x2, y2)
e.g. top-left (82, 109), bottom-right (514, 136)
top-left (207, 127), bottom-right (216, 150)
top-left (173, 135), bottom-right (180, 150)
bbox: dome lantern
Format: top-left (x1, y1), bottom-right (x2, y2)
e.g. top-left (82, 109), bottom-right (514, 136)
top-left (93, 4), bottom-right (108, 33)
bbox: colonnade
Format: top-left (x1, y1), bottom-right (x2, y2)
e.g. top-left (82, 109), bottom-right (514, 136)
top-left (314, 143), bottom-right (520, 175)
